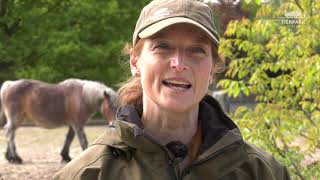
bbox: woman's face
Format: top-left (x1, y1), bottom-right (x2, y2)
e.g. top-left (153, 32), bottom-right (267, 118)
top-left (131, 24), bottom-right (214, 112)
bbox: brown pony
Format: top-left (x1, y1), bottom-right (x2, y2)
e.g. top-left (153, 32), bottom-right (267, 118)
top-left (0, 78), bottom-right (117, 163)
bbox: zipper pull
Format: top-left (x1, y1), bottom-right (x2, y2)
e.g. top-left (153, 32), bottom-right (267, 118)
top-left (166, 141), bottom-right (188, 165)
top-left (168, 157), bottom-right (184, 166)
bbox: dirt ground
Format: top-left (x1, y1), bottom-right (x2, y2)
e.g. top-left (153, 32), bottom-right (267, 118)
top-left (0, 126), bottom-right (106, 180)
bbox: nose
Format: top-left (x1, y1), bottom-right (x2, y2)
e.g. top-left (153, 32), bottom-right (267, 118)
top-left (170, 52), bottom-right (188, 71)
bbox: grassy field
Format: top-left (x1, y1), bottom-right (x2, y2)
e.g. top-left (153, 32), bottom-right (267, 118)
top-left (0, 126), bottom-right (107, 180)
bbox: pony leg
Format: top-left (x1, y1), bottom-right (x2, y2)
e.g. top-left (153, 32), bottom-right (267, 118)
top-left (4, 122), bottom-right (22, 163)
top-left (60, 126), bottom-right (75, 162)
top-left (0, 110), bottom-right (6, 127)
top-left (74, 126), bottom-right (88, 150)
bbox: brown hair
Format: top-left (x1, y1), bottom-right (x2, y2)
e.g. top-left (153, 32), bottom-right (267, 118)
top-left (117, 40), bottom-right (145, 116)
top-left (117, 39), bottom-right (225, 115)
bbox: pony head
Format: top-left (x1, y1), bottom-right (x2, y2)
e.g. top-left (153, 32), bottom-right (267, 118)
top-left (81, 79), bottom-right (117, 122)
top-left (61, 79), bottom-right (117, 122)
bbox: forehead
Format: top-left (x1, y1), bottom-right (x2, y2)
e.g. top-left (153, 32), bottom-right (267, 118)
top-left (150, 23), bottom-right (211, 44)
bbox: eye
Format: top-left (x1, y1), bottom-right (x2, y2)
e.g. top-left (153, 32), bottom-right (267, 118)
top-left (188, 47), bottom-right (207, 55)
top-left (154, 42), bottom-right (171, 50)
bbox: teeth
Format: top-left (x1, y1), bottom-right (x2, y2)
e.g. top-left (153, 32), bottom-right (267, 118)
top-left (165, 80), bottom-right (189, 85)
top-left (162, 79), bottom-right (192, 90)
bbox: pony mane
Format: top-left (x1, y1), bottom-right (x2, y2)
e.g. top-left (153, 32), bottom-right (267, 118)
top-left (60, 79), bottom-right (117, 109)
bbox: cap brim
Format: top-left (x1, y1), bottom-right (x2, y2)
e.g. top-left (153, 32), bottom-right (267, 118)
top-left (138, 17), bottom-right (219, 47)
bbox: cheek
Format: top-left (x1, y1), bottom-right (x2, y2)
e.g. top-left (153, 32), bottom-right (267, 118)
top-left (193, 63), bottom-right (212, 97)
top-left (197, 61), bottom-right (213, 83)
top-left (139, 56), bottom-right (160, 90)
top-left (140, 53), bottom-right (165, 78)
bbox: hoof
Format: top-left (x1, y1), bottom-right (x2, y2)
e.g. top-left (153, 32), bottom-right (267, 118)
top-left (6, 156), bottom-right (23, 164)
top-left (61, 158), bottom-right (71, 163)
top-left (9, 158), bottom-right (23, 164)
top-left (61, 155), bottom-right (72, 163)
top-left (5, 151), bottom-right (23, 164)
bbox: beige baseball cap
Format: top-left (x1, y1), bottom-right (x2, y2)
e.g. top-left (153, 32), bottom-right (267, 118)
top-left (133, 0), bottom-right (220, 47)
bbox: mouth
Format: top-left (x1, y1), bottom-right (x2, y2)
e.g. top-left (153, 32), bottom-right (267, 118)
top-left (162, 79), bottom-right (192, 91)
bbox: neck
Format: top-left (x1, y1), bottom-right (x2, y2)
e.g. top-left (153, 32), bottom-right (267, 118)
top-left (141, 102), bottom-right (199, 146)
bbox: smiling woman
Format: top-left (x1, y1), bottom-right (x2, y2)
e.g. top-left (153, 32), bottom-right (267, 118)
top-left (130, 24), bottom-right (213, 115)
top-left (52, 0), bottom-right (290, 180)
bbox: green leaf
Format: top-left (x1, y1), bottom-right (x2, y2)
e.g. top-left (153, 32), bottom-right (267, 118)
top-left (218, 1), bottom-right (320, 178)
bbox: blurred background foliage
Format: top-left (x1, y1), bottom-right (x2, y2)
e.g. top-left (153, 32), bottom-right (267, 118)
top-left (216, 0), bottom-right (320, 179)
top-left (1, 0), bottom-right (320, 179)
top-left (0, 0), bottom-right (149, 87)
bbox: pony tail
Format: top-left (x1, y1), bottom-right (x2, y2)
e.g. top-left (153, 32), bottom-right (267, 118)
top-left (117, 77), bottom-right (143, 116)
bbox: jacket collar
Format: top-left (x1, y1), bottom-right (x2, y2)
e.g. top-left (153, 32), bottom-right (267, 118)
top-left (198, 95), bottom-right (238, 153)
top-left (111, 95), bottom-right (242, 154)
top-left (91, 95), bottom-right (245, 177)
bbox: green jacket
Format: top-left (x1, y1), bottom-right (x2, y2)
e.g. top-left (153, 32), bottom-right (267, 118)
top-left (52, 96), bottom-right (290, 180)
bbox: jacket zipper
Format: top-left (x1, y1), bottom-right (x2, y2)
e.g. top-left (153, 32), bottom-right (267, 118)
top-left (169, 162), bottom-right (179, 180)
top-left (137, 127), bottom-right (180, 180)
top-left (140, 131), bottom-right (241, 180)
top-left (129, 98), bottom-right (240, 180)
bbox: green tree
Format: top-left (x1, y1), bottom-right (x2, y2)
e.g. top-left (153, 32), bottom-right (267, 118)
top-left (0, 0), bottom-right (149, 86)
top-left (219, 0), bottom-right (320, 179)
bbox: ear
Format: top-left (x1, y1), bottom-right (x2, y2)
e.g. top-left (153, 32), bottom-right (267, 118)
top-left (130, 50), bottom-right (140, 76)
top-left (209, 66), bottom-right (215, 85)
top-left (209, 76), bottom-right (213, 85)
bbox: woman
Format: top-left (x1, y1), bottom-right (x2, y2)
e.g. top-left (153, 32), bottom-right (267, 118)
top-left (52, 0), bottom-right (290, 179)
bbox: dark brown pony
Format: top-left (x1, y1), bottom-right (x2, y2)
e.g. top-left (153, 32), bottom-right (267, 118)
top-left (0, 78), bottom-right (117, 163)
